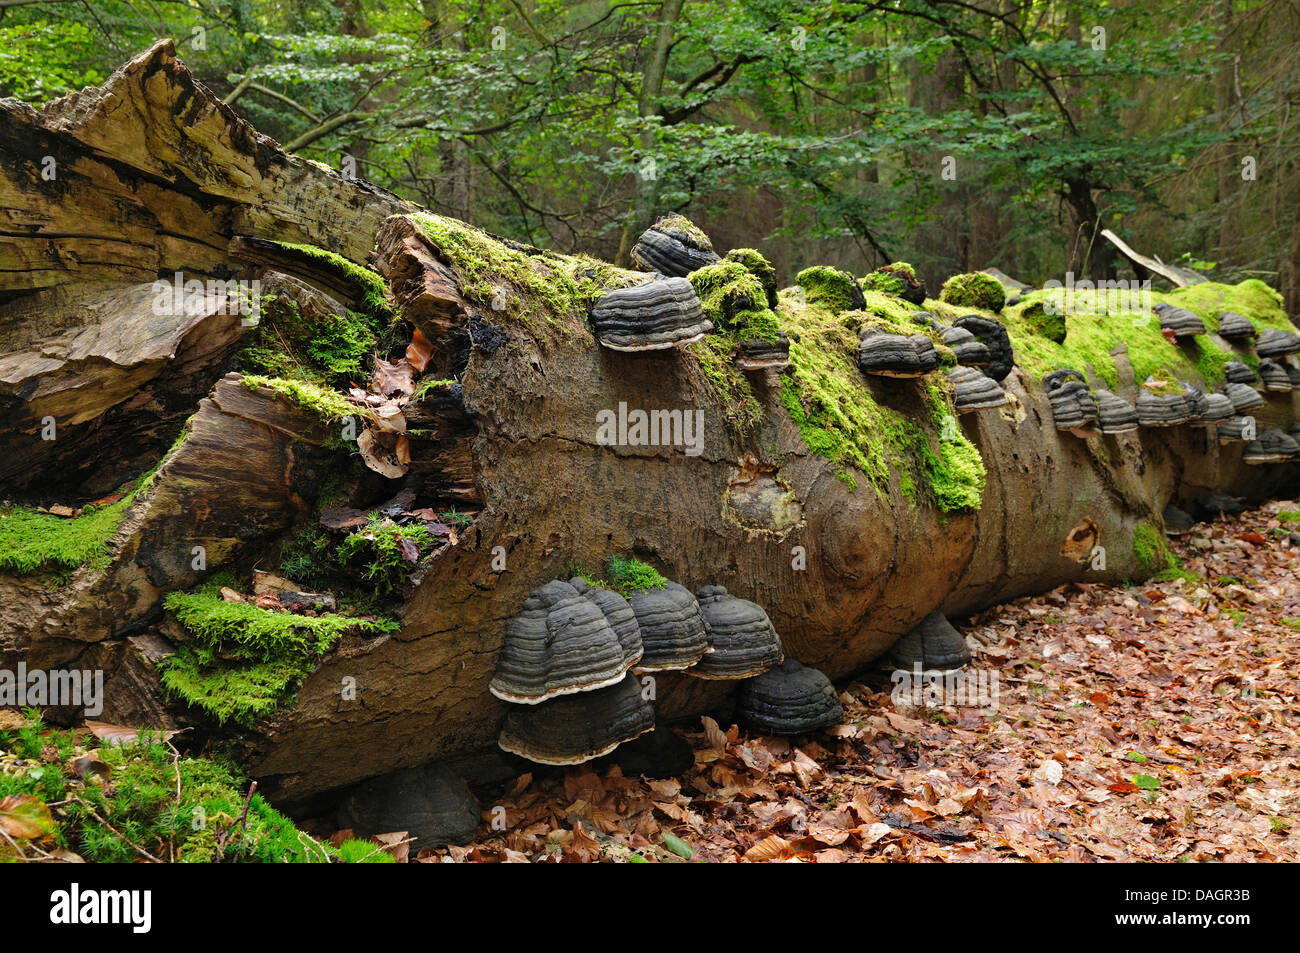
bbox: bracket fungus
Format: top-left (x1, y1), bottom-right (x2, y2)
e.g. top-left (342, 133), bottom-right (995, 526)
top-left (1094, 389), bottom-right (1139, 434)
top-left (1243, 428), bottom-right (1299, 464)
top-left (1198, 391), bottom-right (1235, 426)
top-left (1043, 369), bottom-right (1100, 436)
top-left (1217, 416), bottom-right (1255, 443)
top-left (938, 323), bottom-right (991, 367)
top-left (589, 277), bottom-right (713, 352)
top-left (489, 579), bottom-right (642, 705)
top-left (857, 329), bottom-right (941, 378)
top-left (1153, 302), bottom-right (1207, 338)
top-left (736, 333), bottom-right (791, 371)
top-left (630, 214), bottom-right (721, 277)
top-left (737, 659), bottom-right (844, 736)
top-left (888, 610), bottom-right (972, 672)
top-left (1256, 328), bottom-right (1300, 359)
top-left (1224, 360), bottom-right (1258, 385)
top-left (569, 576), bottom-right (645, 667)
top-left (946, 365), bottom-right (1008, 413)
top-left (953, 314), bottom-right (1015, 381)
top-left (1224, 381), bottom-right (1265, 413)
top-left (1136, 386), bottom-right (1193, 427)
top-left (1258, 359), bottom-right (1293, 392)
top-left (689, 585), bottom-right (784, 679)
top-left (627, 581), bottom-right (711, 672)
top-left (497, 673), bottom-right (655, 766)
top-left (1216, 311), bottom-right (1257, 340)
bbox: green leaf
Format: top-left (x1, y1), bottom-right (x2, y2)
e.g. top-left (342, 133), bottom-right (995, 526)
top-left (1132, 774), bottom-right (1161, 791)
top-left (0, 794), bottom-right (57, 840)
top-left (662, 832), bottom-right (694, 859)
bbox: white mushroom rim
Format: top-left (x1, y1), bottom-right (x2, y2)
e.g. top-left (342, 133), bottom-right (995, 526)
top-left (488, 655), bottom-right (641, 705)
top-left (597, 330), bottom-right (709, 352)
top-left (497, 722), bottom-right (656, 766)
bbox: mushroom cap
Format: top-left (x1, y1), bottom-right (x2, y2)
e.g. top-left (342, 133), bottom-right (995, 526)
top-left (1256, 328), bottom-right (1300, 358)
top-left (688, 585), bottom-right (784, 679)
top-left (1200, 392), bottom-right (1235, 424)
top-left (1224, 361), bottom-right (1258, 384)
top-left (1154, 303), bottom-right (1206, 337)
top-left (1217, 312), bottom-right (1257, 339)
top-left (1216, 415), bottom-right (1255, 443)
top-left (1136, 389), bottom-right (1193, 427)
top-left (946, 365), bottom-right (1008, 412)
top-left (628, 581), bottom-right (711, 672)
top-left (630, 216), bottom-right (721, 277)
top-left (1201, 491), bottom-right (1246, 516)
top-left (857, 330), bottom-right (941, 378)
top-left (1094, 389), bottom-right (1139, 434)
top-left (569, 576), bottom-right (645, 667)
top-left (1043, 369), bottom-right (1100, 432)
top-left (498, 672), bottom-right (655, 766)
top-left (337, 762), bottom-right (480, 849)
top-left (1289, 365), bottom-right (1300, 387)
top-left (590, 276), bottom-right (713, 351)
top-left (1243, 428), bottom-right (1299, 464)
top-left (939, 324), bottom-right (991, 366)
top-left (736, 331), bottom-right (791, 370)
top-left (490, 579), bottom-right (641, 705)
top-left (953, 314), bottom-right (1015, 381)
top-left (1258, 359), bottom-right (1293, 392)
top-left (1163, 504), bottom-right (1196, 537)
top-left (737, 659), bottom-right (844, 736)
top-left (1224, 381), bottom-right (1265, 413)
top-left (888, 609), bottom-right (971, 671)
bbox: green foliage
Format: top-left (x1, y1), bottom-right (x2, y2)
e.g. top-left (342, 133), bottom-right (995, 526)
top-left (334, 517), bottom-right (435, 596)
top-left (337, 838), bottom-right (397, 863)
top-left (860, 262), bottom-right (920, 299)
top-left (0, 712), bottom-right (334, 863)
top-left (688, 261), bottom-right (767, 332)
top-left (940, 273), bottom-right (1006, 312)
top-left (241, 374), bottom-right (358, 423)
top-left (723, 248), bottom-right (777, 303)
top-left (239, 296), bottom-right (378, 386)
top-left (604, 555), bottom-right (668, 595)
top-left (269, 242), bottom-right (393, 322)
top-left (1132, 519), bottom-right (1179, 575)
top-left (795, 266), bottom-right (859, 313)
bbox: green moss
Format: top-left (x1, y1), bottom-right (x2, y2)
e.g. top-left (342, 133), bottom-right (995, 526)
top-left (410, 213), bottom-right (629, 335)
top-left (0, 712), bottom-right (335, 863)
top-left (604, 554), bottom-right (668, 594)
top-left (940, 272), bottom-right (1006, 312)
top-left (269, 241), bottom-right (392, 322)
top-left (1133, 519), bottom-right (1179, 574)
top-left (1018, 299), bottom-right (1067, 344)
top-left (860, 261), bottom-right (921, 299)
top-left (684, 331), bottom-right (765, 436)
top-left (1166, 278), bottom-right (1294, 333)
top-left (240, 374), bottom-right (357, 423)
top-left (1276, 510), bottom-right (1300, 524)
top-left (688, 261), bottom-right (767, 332)
top-left (337, 838), bottom-right (397, 863)
top-left (654, 213), bottom-right (714, 249)
top-left (795, 265), bottom-right (860, 313)
top-left (239, 295), bottom-right (378, 387)
top-left (335, 517), bottom-right (435, 596)
top-left (414, 377), bottom-right (457, 401)
top-left (1192, 335), bottom-right (1235, 386)
top-left (160, 581), bottom-right (398, 726)
top-left (723, 247), bottom-right (777, 303)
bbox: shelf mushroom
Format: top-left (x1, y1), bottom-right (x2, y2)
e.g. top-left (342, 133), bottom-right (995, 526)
top-left (946, 365), bottom-right (1008, 413)
top-left (735, 332), bottom-right (791, 371)
top-left (857, 328), bottom-right (941, 378)
top-left (490, 579), bottom-right (643, 704)
top-left (1216, 311), bottom-right (1257, 341)
top-left (688, 585), bottom-right (784, 679)
top-left (1094, 389), bottom-right (1139, 434)
top-left (736, 659), bottom-right (843, 736)
top-left (1288, 365), bottom-right (1300, 389)
top-left (1180, 383), bottom-right (1210, 424)
top-left (629, 214), bottom-right (720, 277)
top-left (1153, 302), bottom-right (1206, 338)
top-left (569, 576), bottom-right (644, 666)
top-left (1199, 392), bottom-right (1235, 426)
top-left (1243, 428), bottom-right (1299, 464)
top-left (888, 610), bottom-right (971, 672)
top-left (1224, 361), bottom-right (1258, 385)
top-left (1136, 381), bottom-right (1193, 427)
top-left (1258, 358), bottom-right (1293, 392)
top-left (628, 581), bottom-right (711, 672)
top-left (938, 324), bottom-right (991, 367)
top-left (1217, 416), bottom-right (1255, 444)
top-left (498, 673), bottom-right (655, 765)
top-left (953, 314), bottom-right (1015, 381)
top-left (1256, 328), bottom-right (1300, 359)
top-left (1224, 381), bottom-right (1265, 413)
top-left (590, 277), bottom-right (713, 351)
top-left (1044, 369), bottom-right (1100, 437)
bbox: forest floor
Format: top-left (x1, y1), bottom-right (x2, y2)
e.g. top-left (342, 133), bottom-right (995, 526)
top-left (427, 499), bottom-right (1300, 863)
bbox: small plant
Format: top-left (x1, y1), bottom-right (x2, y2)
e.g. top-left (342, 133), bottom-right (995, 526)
top-left (939, 272), bottom-right (1006, 312)
top-left (604, 554), bottom-right (668, 595)
top-left (437, 507), bottom-right (474, 530)
top-left (335, 517), bottom-right (433, 595)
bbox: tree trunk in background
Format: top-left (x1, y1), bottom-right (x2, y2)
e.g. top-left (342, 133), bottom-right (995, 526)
top-left (1215, 0), bottom-right (1239, 253)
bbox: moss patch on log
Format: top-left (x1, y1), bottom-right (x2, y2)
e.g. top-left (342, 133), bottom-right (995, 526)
top-left (570, 554), bottom-right (669, 596)
top-left (269, 241), bottom-right (393, 321)
top-left (240, 374), bottom-right (357, 423)
top-left (1132, 519), bottom-right (1178, 574)
top-left (940, 272), bottom-right (1006, 311)
top-left (239, 296), bottom-right (380, 387)
top-left (794, 265), bottom-right (859, 313)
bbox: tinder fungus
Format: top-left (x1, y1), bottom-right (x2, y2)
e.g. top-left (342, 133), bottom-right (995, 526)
top-left (628, 581), bottom-right (711, 672)
top-left (1181, 383), bottom-right (1210, 423)
top-left (497, 673), bottom-right (655, 766)
top-left (490, 579), bottom-right (641, 704)
top-left (888, 610), bottom-right (972, 671)
top-left (1044, 369), bottom-right (1100, 436)
top-left (1224, 360), bottom-right (1258, 384)
top-left (1216, 311), bottom-right (1256, 340)
top-left (629, 214), bottom-right (720, 277)
top-left (590, 277), bottom-right (712, 351)
top-left (1243, 428), bottom-right (1299, 464)
top-left (1094, 389), bottom-right (1139, 434)
top-left (947, 365), bottom-right (1008, 413)
top-left (939, 324), bottom-right (991, 367)
top-left (337, 762), bottom-right (480, 849)
top-left (1217, 416), bottom-right (1255, 443)
top-left (953, 314), bottom-right (1015, 381)
top-left (737, 659), bottom-right (843, 736)
top-left (1225, 381), bottom-right (1265, 413)
top-left (569, 576), bottom-right (645, 668)
top-left (1153, 302), bottom-right (1206, 338)
top-left (1258, 358), bottom-right (1293, 392)
top-left (857, 329), bottom-right (941, 378)
top-left (1136, 388), bottom-right (1193, 427)
top-left (1256, 328), bottom-right (1300, 359)
top-left (736, 332), bottom-right (791, 371)
top-left (1199, 392), bottom-right (1235, 426)
top-left (689, 585), bottom-right (783, 679)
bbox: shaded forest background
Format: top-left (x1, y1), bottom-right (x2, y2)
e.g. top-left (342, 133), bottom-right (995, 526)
top-left (3, 0), bottom-right (1298, 309)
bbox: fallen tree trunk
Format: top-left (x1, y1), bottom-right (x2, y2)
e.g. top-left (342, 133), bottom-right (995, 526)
top-left (2, 43), bottom-right (1297, 806)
